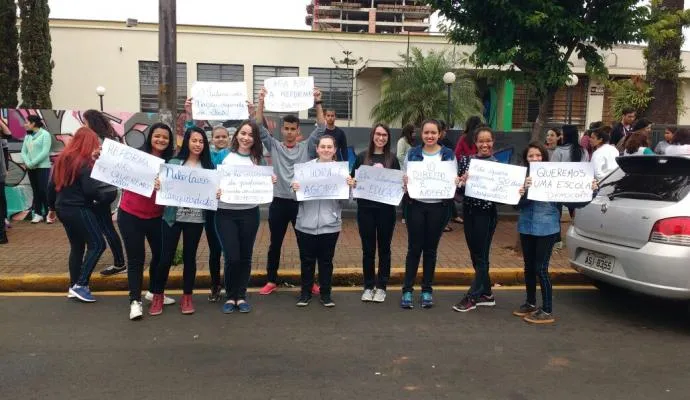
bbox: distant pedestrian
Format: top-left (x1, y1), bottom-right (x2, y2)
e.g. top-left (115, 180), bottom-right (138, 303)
top-left (654, 126), bottom-right (676, 155)
top-left (454, 116), bottom-right (481, 159)
top-left (552, 125), bottom-right (589, 163)
top-left (21, 115), bottom-right (52, 224)
top-left (438, 120), bottom-right (462, 231)
top-left (589, 126), bottom-right (619, 181)
top-left (396, 123), bottom-right (415, 224)
top-left (324, 108), bottom-right (349, 162)
top-left (544, 127), bottom-right (562, 159)
top-left (623, 131), bottom-right (654, 156)
top-left (610, 107), bottom-right (636, 147)
top-left (665, 128), bottom-right (690, 155)
top-left (617, 118), bottom-right (652, 154)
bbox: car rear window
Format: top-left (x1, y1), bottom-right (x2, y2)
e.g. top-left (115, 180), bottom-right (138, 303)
top-left (599, 156), bottom-right (690, 202)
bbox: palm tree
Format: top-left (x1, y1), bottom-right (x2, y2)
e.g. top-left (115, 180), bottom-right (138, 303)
top-left (370, 47), bottom-right (482, 127)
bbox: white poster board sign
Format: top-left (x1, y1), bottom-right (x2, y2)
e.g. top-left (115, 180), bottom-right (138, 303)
top-left (465, 159), bottom-right (527, 205)
top-left (406, 160), bottom-right (457, 200)
top-left (353, 165), bottom-right (404, 206)
top-left (156, 164), bottom-right (219, 210)
top-left (191, 81), bottom-right (249, 120)
top-left (91, 138), bottom-right (164, 197)
top-left (264, 77), bottom-right (314, 112)
top-left (218, 164), bottom-right (274, 204)
top-left (527, 162), bottom-right (595, 203)
top-left (294, 161), bottom-right (350, 201)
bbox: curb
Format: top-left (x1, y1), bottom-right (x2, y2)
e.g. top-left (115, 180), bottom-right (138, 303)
top-left (0, 267), bottom-right (589, 292)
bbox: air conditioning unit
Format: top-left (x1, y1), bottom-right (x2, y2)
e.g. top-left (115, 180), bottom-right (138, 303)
top-left (126, 18), bottom-right (138, 28)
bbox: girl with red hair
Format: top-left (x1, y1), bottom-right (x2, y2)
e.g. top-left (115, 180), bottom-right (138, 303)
top-left (47, 127), bottom-right (114, 303)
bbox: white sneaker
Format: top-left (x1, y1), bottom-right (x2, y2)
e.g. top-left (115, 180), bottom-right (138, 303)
top-left (361, 288), bottom-right (375, 302)
top-left (129, 300), bottom-right (143, 320)
top-left (31, 214), bottom-right (44, 224)
top-left (144, 291), bottom-right (176, 305)
top-left (372, 289), bottom-right (386, 303)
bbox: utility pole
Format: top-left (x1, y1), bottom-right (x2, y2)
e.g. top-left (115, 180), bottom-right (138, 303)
top-left (158, 0), bottom-right (177, 130)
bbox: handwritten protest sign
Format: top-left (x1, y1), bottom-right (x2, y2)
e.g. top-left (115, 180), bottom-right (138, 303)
top-left (264, 77), bottom-right (314, 112)
top-left (294, 161), bottom-right (350, 201)
top-left (156, 164), bottom-right (219, 211)
top-left (406, 160), bottom-right (457, 200)
top-left (191, 81), bottom-right (249, 120)
top-left (218, 164), bottom-right (274, 204)
top-left (353, 165), bottom-right (404, 206)
top-left (527, 162), bottom-right (595, 203)
top-left (91, 139), bottom-right (164, 197)
top-left (464, 159), bottom-right (526, 205)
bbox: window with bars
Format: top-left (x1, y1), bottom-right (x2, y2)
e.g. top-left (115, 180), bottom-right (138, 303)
top-left (308, 67), bottom-right (353, 119)
top-left (253, 65), bottom-right (299, 104)
top-left (138, 61), bottom-right (188, 112)
top-left (512, 78), bottom-right (589, 131)
top-left (197, 63), bottom-right (244, 82)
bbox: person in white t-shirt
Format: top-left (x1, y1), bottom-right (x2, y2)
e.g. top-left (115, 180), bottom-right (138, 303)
top-left (589, 126), bottom-right (620, 180)
top-left (665, 128), bottom-right (690, 156)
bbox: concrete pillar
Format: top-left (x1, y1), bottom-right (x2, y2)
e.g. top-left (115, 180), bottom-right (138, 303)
top-left (368, 9), bottom-right (376, 33)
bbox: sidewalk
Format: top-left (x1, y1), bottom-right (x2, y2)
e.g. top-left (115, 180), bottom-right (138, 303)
top-left (0, 217), bottom-right (586, 291)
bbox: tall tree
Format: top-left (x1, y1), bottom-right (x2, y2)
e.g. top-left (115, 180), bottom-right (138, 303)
top-left (0, 0), bottom-right (19, 107)
top-left (370, 47), bottom-right (482, 127)
top-left (19, 0), bottom-right (52, 108)
top-left (428, 0), bottom-right (647, 140)
top-left (643, 0), bottom-right (685, 124)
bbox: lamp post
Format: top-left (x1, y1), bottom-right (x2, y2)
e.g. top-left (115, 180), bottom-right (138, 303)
top-left (565, 74), bottom-right (578, 124)
top-left (96, 86), bottom-right (106, 111)
top-left (443, 71), bottom-right (456, 127)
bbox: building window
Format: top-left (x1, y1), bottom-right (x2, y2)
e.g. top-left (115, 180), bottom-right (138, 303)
top-left (138, 61), bottom-right (187, 112)
top-left (197, 63), bottom-right (244, 82)
top-left (253, 65), bottom-right (299, 104)
top-left (308, 67), bottom-right (353, 119)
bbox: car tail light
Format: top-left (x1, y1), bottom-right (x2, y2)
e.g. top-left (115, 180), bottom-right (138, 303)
top-left (650, 217), bottom-right (690, 246)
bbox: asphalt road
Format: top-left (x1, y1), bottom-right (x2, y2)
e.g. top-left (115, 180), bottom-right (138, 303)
top-left (1, 288), bottom-right (689, 400)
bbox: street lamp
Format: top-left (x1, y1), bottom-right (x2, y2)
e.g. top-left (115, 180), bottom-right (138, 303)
top-left (443, 71), bottom-right (456, 127)
top-left (565, 74), bottom-right (578, 124)
top-left (96, 86), bottom-right (106, 111)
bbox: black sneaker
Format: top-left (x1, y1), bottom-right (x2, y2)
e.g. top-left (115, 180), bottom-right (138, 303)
top-left (207, 286), bottom-right (222, 303)
top-left (512, 303), bottom-right (537, 317)
top-left (296, 294), bottom-right (312, 307)
top-left (100, 265), bottom-right (127, 276)
top-left (523, 308), bottom-right (555, 324)
top-left (476, 294), bottom-right (496, 307)
top-left (452, 295), bottom-right (476, 312)
top-left (320, 294), bottom-right (335, 308)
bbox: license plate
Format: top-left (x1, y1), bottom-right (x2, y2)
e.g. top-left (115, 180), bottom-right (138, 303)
top-left (584, 251), bottom-right (615, 273)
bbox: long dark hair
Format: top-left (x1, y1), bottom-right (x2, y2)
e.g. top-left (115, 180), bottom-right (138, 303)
top-left (672, 128), bottom-right (690, 145)
top-left (522, 141), bottom-right (550, 166)
top-left (230, 120), bottom-right (264, 164)
top-left (176, 126), bottom-right (213, 169)
top-left (625, 131), bottom-right (650, 154)
top-left (463, 116), bottom-right (483, 146)
top-left (82, 109), bottom-right (118, 141)
top-left (364, 123), bottom-right (393, 168)
top-left (562, 124), bottom-right (583, 162)
top-left (143, 122), bottom-right (175, 161)
top-left (400, 123), bottom-right (415, 146)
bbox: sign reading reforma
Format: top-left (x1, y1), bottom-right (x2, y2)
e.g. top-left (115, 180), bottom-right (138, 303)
top-left (406, 160), bottom-right (457, 200)
top-left (217, 164), bottom-right (274, 204)
top-left (464, 159), bottom-right (527, 205)
top-left (91, 138), bottom-right (164, 197)
top-left (156, 164), bottom-right (219, 211)
top-left (294, 161), bottom-right (350, 201)
top-left (191, 81), bottom-right (249, 120)
top-left (264, 77), bottom-right (314, 112)
top-left (353, 165), bottom-right (405, 206)
top-left (527, 162), bottom-right (595, 202)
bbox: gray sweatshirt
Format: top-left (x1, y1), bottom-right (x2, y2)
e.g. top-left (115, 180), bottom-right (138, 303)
top-left (295, 160), bottom-right (348, 235)
top-left (551, 144), bottom-right (590, 162)
top-left (260, 123), bottom-right (325, 200)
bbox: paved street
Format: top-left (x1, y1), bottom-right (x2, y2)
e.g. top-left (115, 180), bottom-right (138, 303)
top-left (1, 288), bottom-right (689, 399)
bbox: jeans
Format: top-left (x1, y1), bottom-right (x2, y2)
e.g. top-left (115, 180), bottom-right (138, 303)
top-left (56, 206), bottom-right (106, 287)
top-left (403, 201), bottom-right (449, 293)
top-left (215, 207), bottom-right (260, 301)
top-left (153, 221), bottom-right (204, 295)
top-left (205, 211), bottom-right (223, 288)
top-left (464, 206), bottom-right (498, 299)
top-left (117, 209), bottom-right (162, 302)
top-left (520, 233), bottom-right (559, 313)
top-left (94, 203), bottom-right (125, 268)
top-left (357, 205), bottom-right (396, 290)
top-left (266, 197), bottom-right (299, 283)
top-left (296, 230), bottom-right (339, 297)
top-left (28, 168), bottom-right (50, 217)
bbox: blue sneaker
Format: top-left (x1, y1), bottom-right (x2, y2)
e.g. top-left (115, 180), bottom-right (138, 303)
top-left (400, 292), bottom-right (414, 309)
top-left (420, 292), bottom-right (434, 309)
top-left (237, 300), bottom-right (251, 313)
top-left (69, 285), bottom-right (96, 303)
top-left (222, 300), bottom-right (236, 314)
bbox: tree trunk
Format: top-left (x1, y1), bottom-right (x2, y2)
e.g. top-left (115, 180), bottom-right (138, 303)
top-left (530, 88), bottom-right (556, 142)
top-left (18, 0), bottom-right (52, 109)
top-left (0, 0), bottom-right (19, 107)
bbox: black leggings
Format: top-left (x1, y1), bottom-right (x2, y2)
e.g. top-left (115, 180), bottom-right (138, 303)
top-left (464, 206), bottom-right (498, 299)
top-left (28, 168), bottom-right (50, 217)
top-left (403, 201), bottom-right (450, 293)
top-left (56, 206), bottom-right (106, 287)
top-left (296, 230), bottom-right (339, 297)
top-left (205, 211), bottom-right (223, 288)
top-left (95, 204), bottom-right (125, 268)
top-left (117, 209), bottom-right (162, 302)
top-left (266, 197), bottom-right (299, 283)
top-left (215, 207), bottom-right (260, 301)
top-left (357, 205), bottom-right (396, 290)
top-left (152, 221), bottom-right (204, 295)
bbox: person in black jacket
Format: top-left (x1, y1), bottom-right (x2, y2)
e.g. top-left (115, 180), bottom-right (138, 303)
top-left (610, 107), bottom-right (636, 147)
top-left (47, 127), bottom-right (112, 303)
top-left (324, 109), bottom-right (349, 162)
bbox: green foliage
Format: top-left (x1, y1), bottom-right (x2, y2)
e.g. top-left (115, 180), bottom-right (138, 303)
top-left (605, 76), bottom-right (653, 121)
top-left (173, 245), bottom-right (183, 266)
top-left (369, 47), bottom-right (482, 127)
top-left (0, 0), bottom-right (19, 107)
top-left (18, 0), bottom-right (52, 108)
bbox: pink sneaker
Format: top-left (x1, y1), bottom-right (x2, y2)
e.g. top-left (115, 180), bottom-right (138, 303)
top-left (149, 293), bottom-right (164, 316)
top-left (311, 283), bottom-right (320, 295)
top-left (181, 294), bottom-right (195, 315)
top-left (259, 282), bottom-right (278, 295)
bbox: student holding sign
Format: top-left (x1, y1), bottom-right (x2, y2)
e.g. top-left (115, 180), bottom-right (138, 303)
top-left (400, 120), bottom-right (459, 310)
top-left (291, 136), bottom-right (355, 308)
top-left (149, 127), bottom-right (215, 316)
top-left (255, 86), bottom-right (326, 296)
top-left (350, 124), bottom-right (401, 303)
